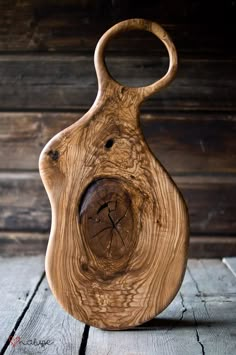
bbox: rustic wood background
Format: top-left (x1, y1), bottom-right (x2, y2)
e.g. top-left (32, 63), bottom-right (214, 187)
top-left (0, 0), bottom-right (235, 257)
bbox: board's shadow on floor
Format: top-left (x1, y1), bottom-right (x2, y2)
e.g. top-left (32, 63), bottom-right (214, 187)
top-left (119, 317), bottom-right (219, 331)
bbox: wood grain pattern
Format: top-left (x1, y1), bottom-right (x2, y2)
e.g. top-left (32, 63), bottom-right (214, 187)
top-left (79, 178), bottom-right (136, 262)
top-left (0, 232), bottom-right (48, 257)
top-left (39, 19), bottom-right (189, 329)
top-left (1, 233), bottom-right (236, 259)
top-left (4, 278), bottom-right (85, 355)
top-left (0, 0), bottom-right (235, 55)
top-left (87, 292), bottom-right (199, 355)
top-left (0, 55), bottom-right (235, 111)
top-left (188, 259), bottom-right (236, 295)
top-left (86, 260), bottom-right (236, 354)
top-left (189, 237), bottom-right (236, 258)
top-left (1, 112), bottom-right (236, 173)
top-left (186, 262), bottom-right (236, 355)
top-left (0, 256), bottom-right (44, 351)
top-left (0, 172), bottom-right (50, 232)
top-left (2, 257), bottom-right (236, 354)
top-left (1, 172), bottom-right (235, 234)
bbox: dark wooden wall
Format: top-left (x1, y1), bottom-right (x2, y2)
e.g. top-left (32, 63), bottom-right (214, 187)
top-left (0, 0), bottom-right (236, 257)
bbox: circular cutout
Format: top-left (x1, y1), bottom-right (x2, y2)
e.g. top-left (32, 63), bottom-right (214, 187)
top-left (94, 19), bottom-right (178, 100)
top-left (105, 31), bottom-right (168, 88)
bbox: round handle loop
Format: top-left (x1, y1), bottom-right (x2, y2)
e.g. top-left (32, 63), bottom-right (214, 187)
top-left (94, 18), bottom-right (178, 102)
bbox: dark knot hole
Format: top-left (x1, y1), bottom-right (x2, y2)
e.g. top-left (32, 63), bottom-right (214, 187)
top-left (105, 139), bottom-right (114, 149)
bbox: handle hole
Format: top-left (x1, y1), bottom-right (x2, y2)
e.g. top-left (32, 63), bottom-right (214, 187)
top-left (104, 30), bottom-right (169, 88)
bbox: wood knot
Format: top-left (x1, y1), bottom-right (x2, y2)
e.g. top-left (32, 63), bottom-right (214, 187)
top-left (47, 150), bottom-right (59, 161)
top-left (104, 138), bottom-right (114, 149)
top-left (79, 178), bottom-right (137, 261)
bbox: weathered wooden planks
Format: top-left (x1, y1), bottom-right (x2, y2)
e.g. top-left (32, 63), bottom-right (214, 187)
top-left (86, 286), bottom-right (199, 355)
top-left (86, 259), bottom-right (236, 354)
top-left (0, 55), bottom-right (235, 111)
top-left (0, 256), bottom-right (44, 352)
top-left (186, 260), bottom-right (236, 355)
top-left (0, 172), bottom-right (50, 232)
top-left (0, 112), bottom-right (79, 171)
top-left (97, 260), bottom-right (236, 354)
top-left (1, 257), bottom-right (236, 354)
top-left (1, 172), bottom-right (235, 235)
top-left (1, 233), bottom-right (236, 258)
top-left (0, 232), bottom-right (48, 256)
top-left (0, 1), bottom-right (234, 257)
top-left (189, 237), bottom-right (236, 258)
top-left (142, 113), bottom-right (236, 174)
top-left (177, 175), bottom-right (236, 234)
top-left (87, 297), bottom-right (201, 355)
top-left (187, 259), bottom-right (236, 295)
top-left (1, 112), bottom-right (236, 173)
top-left (0, 0), bottom-right (235, 55)
top-left (4, 278), bottom-right (85, 355)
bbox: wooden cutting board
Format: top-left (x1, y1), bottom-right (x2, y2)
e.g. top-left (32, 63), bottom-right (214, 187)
top-left (39, 18), bottom-right (189, 330)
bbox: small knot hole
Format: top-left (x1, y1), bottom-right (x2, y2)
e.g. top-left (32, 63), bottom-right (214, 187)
top-left (48, 150), bottom-right (59, 161)
top-left (105, 139), bottom-right (114, 149)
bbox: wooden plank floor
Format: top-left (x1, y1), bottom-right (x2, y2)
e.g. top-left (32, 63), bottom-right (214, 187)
top-left (0, 257), bottom-right (236, 355)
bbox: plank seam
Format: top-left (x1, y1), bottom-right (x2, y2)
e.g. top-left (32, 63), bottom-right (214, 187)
top-left (163, 292), bottom-right (187, 333)
top-left (0, 271), bottom-right (45, 355)
top-left (79, 325), bottom-right (90, 355)
top-left (187, 265), bottom-right (210, 318)
top-left (0, 51), bottom-right (234, 59)
top-left (179, 292), bottom-right (187, 322)
top-left (0, 108), bottom-right (235, 114)
top-left (192, 308), bottom-right (206, 355)
top-left (2, 171), bottom-right (236, 180)
top-left (187, 266), bottom-right (206, 355)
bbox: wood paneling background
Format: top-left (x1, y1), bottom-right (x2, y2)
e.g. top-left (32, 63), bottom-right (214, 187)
top-left (0, 0), bottom-right (235, 257)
